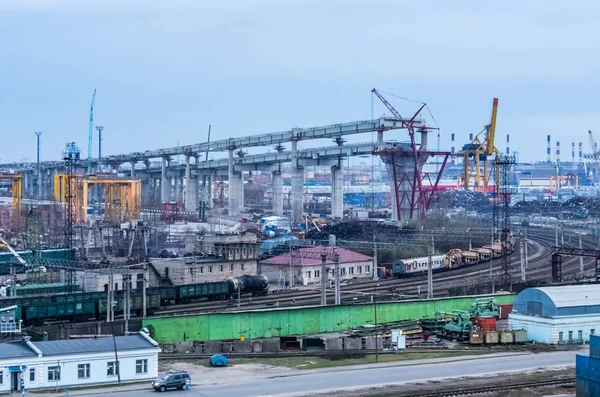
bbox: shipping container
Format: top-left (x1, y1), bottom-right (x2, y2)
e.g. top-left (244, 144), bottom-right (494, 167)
top-left (498, 304), bottom-right (513, 319)
top-left (484, 330), bottom-right (499, 344)
top-left (469, 331), bottom-right (484, 345)
top-left (476, 317), bottom-right (497, 332)
top-left (513, 329), bottom-right (527, 343)
top-left (500, 330), bottom-right (514, 344)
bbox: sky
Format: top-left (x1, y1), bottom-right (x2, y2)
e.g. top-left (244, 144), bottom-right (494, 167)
top-left (1, 0), bottom-right (599, 164)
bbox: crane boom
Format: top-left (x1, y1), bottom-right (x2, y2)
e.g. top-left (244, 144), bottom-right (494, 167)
top-left (87, 89), bottom-right (97, 174)
top-left (487, 98), bottom-right (498, 155)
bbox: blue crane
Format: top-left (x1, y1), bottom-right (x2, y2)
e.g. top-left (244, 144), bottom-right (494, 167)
top-left (87, 89), bottom-right (97, 174)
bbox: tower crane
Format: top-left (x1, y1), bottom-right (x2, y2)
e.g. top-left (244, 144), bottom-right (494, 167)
top-left (87, 89), bottom-right (97, 175)
top-left (456, 98), bottom-right (500, 195)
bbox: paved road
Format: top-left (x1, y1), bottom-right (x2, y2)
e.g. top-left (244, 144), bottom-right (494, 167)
top-left (48, 350), bottom-right (582, 397)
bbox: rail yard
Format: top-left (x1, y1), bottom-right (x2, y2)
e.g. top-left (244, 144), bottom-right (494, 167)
top-left (2, 3), bottom-right (600, 395)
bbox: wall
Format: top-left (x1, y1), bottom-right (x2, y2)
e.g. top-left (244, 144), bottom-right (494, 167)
top-left (260, 260), bottom-right (373, 286)
top-left (149, 258), bottom-right (258, 286)
top-left (0, 349), bottom-right (158, 392)
top-left (144, 293), bottom-right (514, 343)
top-left (509, 313), bottom-right (600, 344)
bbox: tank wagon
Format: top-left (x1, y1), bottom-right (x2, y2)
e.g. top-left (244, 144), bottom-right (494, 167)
top-left (226, 275), bottom-right (269, 296)
top-left (392, 237), bottom-right (516, 278)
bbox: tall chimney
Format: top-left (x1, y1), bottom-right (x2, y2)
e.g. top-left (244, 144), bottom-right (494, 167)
top-left (572, 142), bottom-right (575, 162)
top-left (579, 142), bottom-right (583, 162)
top-left (547, 135), bottom-right (551, 162)
top-left (451, 133), bottom-right (455, 165)
top-left (556, 141), bottom-right (560, 163)
top-left (506, 134), bottom-right (510, 154)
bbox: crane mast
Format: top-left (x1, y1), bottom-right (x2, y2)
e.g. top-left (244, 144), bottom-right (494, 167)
top-left (87, 89), bottom-right (97, 175)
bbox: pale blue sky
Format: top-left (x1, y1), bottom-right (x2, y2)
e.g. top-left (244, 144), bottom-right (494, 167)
top-left (1, 0), bottom-right (598, 163)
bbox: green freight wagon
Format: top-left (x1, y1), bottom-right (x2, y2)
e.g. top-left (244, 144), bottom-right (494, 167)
top-left (23, 300), bottom-right (97, 322)
top-left (0, 249), bottom-right (76, 275)
top-left (6, 283), bottom-right (79, 296)
top-left (177, 282), bottom-right (230, 302)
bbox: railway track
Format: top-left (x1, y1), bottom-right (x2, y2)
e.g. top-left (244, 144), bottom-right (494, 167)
top-left (397, 378), bottom-right (575, 397)
top-left (153, 232), bottom-right (557, 316)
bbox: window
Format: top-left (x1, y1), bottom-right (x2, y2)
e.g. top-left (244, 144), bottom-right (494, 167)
top-left (107, 361), bottom-right (118, 377)
top-left (315, 270), bottom-right (320, 278)
top-left (78, 364), bottom-right (90, 379)
top-left (114, 283), bottom-right (119, 291)
top-left (579, 330), bottom-right (583, 341)
top-left (229, 264), bottom-right (234, 271)
top-left (341, 268), bottom-right (346, 276)
top-left (357, 266), bottom-right (362, 274)
top-left (349, 267), bottom-right (354, 275)
top-left (592, 329), bottom-right (596, 335)
top-left (306, 271), bottom-right (311, 279)
top-left (366, 266), bottom-right (370, 273)
top-left (559, 332), bottom-right (563, 342)
top-left (0, 370), bottom-right (3, 384)
top-left (200, 266), bottom-right (204, 274)
top-left (241, 263), bottom-right (245, 271)
top-left (208, 266), bottom-right (213, 273)
top-left (29, 368), bottom-right (35, 382)
top-left (136, 359), bottom-right (148, 374)
top-left (189, 267), bottom-right (193, 275)
top-left (220, 265), bottom-right (224, 272)
top-left (568, 331), bottom-right (573, 342)
top-left (48, 366), bottom-right (60, 381)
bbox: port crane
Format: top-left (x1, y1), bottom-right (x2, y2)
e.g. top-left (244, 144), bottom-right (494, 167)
top-left (588, 130), bottom-right (600, 184)
top-left (456, 98), bottom-right (500, 195)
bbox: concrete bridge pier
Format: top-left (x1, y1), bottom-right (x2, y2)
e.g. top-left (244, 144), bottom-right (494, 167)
top-left (291, 139), bottom-right (304, 223)
top-left (130, 161), bottom-right (136, 178)
top-left (331, 164), bottom-right (343, 219)
top-left (161, 157), bottom-right (169, 203)
top-left (227, 149), bottom-right (244, 216)
top-left (272, 171), bottom-right (283, 216)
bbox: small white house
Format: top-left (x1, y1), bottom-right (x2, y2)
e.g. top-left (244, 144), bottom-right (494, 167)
top-left (0, 330), bottom-right (160, 392)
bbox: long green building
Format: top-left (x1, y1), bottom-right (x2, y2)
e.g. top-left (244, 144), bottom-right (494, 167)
top-left (144, 293), bottom-right (515, 343)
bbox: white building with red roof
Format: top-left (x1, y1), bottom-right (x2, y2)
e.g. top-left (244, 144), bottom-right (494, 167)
top-left (259, 246), bottom-right (374, 286)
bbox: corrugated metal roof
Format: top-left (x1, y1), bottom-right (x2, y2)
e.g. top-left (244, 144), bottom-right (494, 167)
top-left (535, 285), bottom-right (600, 308)
top-left (34, 334), bottom-right (155, 357)
top-left (0, 341), bottom-right (37, 360)
top-left (514, 285), bottom-right (600, 317)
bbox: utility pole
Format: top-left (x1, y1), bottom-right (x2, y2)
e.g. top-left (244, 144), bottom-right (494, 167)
top-left (468, 228), bottom-right (472, 251)
top-left (334, 249), bottom-right (340, 305)
top-left (124, 273), bottom-right (131, 334)
top-left (320, 253), bottom-right (327, 306)
top-left (580, 233), bottom-right (584, 273)
top-left (373, 283), bottom-right (380, 363)
top-left (288, 241), bottom-right (293, 289)
top-left (490, 227), bottom-right (495, 293)
top-left (524, 228), bottom-right (529, 271)
top-left (555, 221), bottom-right (559, 246)
top-left (34, 132), bottom-right (42, 199)
top-left (237, 282), bottom-right (241, 308)
top-left (372, 227), bottom-right (378, 280)
top-left (519, 236), bottom-right (526, 281)
top-left (142, 263), bottom-right (147, 318)
top-left (427, 233), bottom-right (434, 298)
top-left (96, 126), bottom-right (104, 170)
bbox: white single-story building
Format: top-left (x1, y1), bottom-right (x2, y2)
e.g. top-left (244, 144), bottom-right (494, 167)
top-left (259, 247), bottom-right (373, 286)
top-left (0, 330), bottom-right (160, 392)
top-left (509, 285), bottom-right (600, 344)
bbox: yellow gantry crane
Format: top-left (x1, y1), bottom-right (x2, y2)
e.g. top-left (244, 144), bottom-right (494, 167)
top-left (0, 174), bottom-right (22, 228)
top-left (456, 98), bottom-right (500, 195)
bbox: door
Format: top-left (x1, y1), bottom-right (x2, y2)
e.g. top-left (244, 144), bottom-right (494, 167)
top-left (11, 371), bottom-right (20, 392)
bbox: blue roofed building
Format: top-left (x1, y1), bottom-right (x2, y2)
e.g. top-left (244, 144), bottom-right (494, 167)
top-left (0, 329), bottom-right (160, 392)
top-left (509, 285), bottom-right (600, 344)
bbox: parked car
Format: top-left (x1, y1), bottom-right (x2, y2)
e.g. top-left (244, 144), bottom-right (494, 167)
top-left (152, 370), bottom-right (191, 392)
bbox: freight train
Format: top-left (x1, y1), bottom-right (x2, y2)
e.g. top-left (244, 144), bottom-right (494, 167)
top-left (391, 237), bottom-right (516, 277)
top-left (0, 275), bottom-right (269, 325)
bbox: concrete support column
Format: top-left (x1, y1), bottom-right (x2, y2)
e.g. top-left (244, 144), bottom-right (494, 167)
top-left (161, 157), bottom-right (169, 203)
top-left (130, 161), bottom-right (136, 178)
top-left (228, 149), bottom-right (243, 216)
top-left (186, 177), bottom-right (198, 213)
top-left (331, 164), bottom-right (343, 219)
top-left (206, 175), bottom-right (213, 208)
top-left (377, 131), bottom-right (384, 149)
top-left (184, 155), bottom-right (192, 211)
top-left (291, 140), bottom-right (304, 223)
top-left (272, 171), bottom-right (284, 216)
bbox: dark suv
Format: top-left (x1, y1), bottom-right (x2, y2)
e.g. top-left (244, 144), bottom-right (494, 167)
top-left (152, 371), bottom-right (191, 392)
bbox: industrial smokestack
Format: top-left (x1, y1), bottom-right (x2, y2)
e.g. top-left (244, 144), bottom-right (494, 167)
top-left (547, 135), bottom-right (551, 162)
top-left (451, 133), bottom-right (455, 165)
top-left (579, 142), bottom-right (583, 162)
top-left (506, 134), bottom-right (510, 154)
top-left (556, 141), bottom-right (560, 163)
top-left (572, 142), bottom-right (575, 162)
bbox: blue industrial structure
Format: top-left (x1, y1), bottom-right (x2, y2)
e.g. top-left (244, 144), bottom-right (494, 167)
top-left (577, 334), bottom-right (600, 396)
top-left (510, 285), bottom-right (600, 344)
